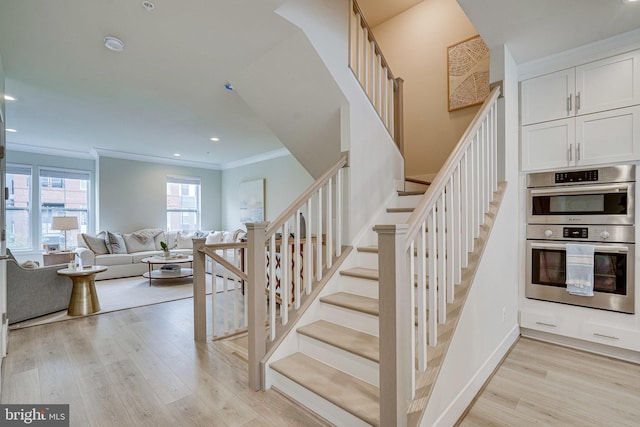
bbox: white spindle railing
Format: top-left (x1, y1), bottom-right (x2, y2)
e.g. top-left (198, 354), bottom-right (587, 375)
top-left (375, 87), bottom-right (501, 426)
top-left (194, 155), bottom-right (349, 391)
top-left (349, 0), bottom-right (404, 151)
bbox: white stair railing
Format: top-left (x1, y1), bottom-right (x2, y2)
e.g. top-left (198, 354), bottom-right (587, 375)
top-left (349, 0), bottom-right (404, 152)
top-left (375, 86), bottom-right (501, 426)
top-left (193, 155), bottom-right (349, 391)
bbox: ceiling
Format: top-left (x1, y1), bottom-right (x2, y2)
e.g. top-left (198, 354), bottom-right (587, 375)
top-left (1, 0), bottom-right (639, 170)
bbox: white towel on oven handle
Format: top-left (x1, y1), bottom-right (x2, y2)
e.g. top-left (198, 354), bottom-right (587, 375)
top-left (565, 243), bottom-right (594, 296)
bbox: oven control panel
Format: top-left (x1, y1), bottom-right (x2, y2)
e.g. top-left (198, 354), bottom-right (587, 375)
top-left (555, 169), bottom-right (598, 183)
top-left (563, 227), bottom-right (588, 238)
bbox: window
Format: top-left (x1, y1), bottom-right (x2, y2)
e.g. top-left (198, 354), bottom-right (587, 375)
top-left (40, 168), bottom-right (90, 249)
top-left (167, 176), bottom-right (201, 231)
top-left (6, 165), bottom-right (32, 250)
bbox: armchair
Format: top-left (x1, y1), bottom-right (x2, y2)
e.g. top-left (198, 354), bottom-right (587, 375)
top-left (6, 249), bottom-right (72, 324)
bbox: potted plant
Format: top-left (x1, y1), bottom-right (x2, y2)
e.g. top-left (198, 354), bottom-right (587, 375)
top-left (160, 241), bottom-right (171, 258)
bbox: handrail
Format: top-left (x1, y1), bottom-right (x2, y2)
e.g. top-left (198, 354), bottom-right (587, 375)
top-left (405, 86), bottom-right (501, 245)
top-left (351, 0), bottom-right (397, 83)
top-left (265, 155), bottom-right (348, 237)
top-left (376, 86), bottom-right (501, 426)
top-left (202, 245), bottom-right (247, 282)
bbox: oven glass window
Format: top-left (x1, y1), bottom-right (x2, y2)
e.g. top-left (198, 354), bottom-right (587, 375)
top-left (532, 193), bottom-right (627, 215)
top-left (531, 248), bottom-right (627, 295)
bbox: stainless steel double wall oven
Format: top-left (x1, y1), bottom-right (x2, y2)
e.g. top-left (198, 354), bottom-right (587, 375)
top-left (526, 165), bottom-right (636, 314)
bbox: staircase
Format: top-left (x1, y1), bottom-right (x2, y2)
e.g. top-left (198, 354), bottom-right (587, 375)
top-left (266, 177), bottom-right (506, 426)
top-left (269, 188), bottom-right (422, 426)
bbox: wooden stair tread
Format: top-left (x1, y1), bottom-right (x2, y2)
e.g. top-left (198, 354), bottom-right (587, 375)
top-left (297, 320), bottom-right (379, 363)
top-left (340, 267), bottom-right (378, 281)
top-left (320, 292), bottom-right (379, 316)
top-left (386, 207), bottom-right (414, 213)
top-left (398, 190), bottom-right (426, 196)
top-left (271, 353), bottom-right (380, 426)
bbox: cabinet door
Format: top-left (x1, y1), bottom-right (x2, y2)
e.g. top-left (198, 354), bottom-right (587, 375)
top-left (576, 105), bottom-right (640, 165)
top-left (521, 68), bottom-right (574, 126)
top-left (576, 50), bottom-right (640, 116)
top-left (521, 118), bottom-right (574, 171)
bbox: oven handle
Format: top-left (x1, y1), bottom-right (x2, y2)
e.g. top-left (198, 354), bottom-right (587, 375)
top-left (529, 183), bottom-right (628, 195)
top-left (530, 242), bottom-right (629, 253)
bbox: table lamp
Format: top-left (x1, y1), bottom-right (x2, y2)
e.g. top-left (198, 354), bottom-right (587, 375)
top-left (51, 216), bottom-right (79, 251)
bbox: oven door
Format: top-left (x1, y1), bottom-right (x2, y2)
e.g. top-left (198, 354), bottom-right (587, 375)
top-left (526, 240), bottom-right (635, 314)
top-left (527, 182), bottom-right (634, 224)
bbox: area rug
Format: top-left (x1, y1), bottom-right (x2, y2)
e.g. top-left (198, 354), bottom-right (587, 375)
top-left (9, 274), bottom-right (240, 330)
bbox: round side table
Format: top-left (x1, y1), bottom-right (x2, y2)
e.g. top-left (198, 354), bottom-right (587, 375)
top-left (57, 265), bottom-right (108, 316)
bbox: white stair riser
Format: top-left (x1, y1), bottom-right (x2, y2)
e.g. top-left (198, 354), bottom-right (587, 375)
top-left (298, 334), bottom-right (379, 387)
top-left (321, 303), bottom-right (379, 337)
top-left (270, 371), bottom-right (372, 427)
top-left (388, 194), bottom-right (423, 208)
top-left (381, 211), bottom-right (412, 223)
top-left (355, 250), bottom-right (378, 269)
top-left (339, 276), bottom-right (379, 299)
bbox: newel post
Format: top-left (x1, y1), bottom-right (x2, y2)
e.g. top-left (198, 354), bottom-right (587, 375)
top-left (193, 237), bottom-right (207, 342)
top-left (246, 222), bottom-right (268, 391)
top-left (375, 224), bottom-right (410, 427)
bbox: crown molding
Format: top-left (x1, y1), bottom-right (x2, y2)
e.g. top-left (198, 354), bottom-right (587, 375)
top-left (219, 147), bottom-right (291, 170)
top-left (7, 142), bottom-right (95, 160)
top-left (7, 143), bottom-right (292, 171)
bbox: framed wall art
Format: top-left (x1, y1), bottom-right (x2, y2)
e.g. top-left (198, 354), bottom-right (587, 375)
top-left (447, 35), bottom-right (490, 112)
top-left (239, 179), bottom-right (265, 224)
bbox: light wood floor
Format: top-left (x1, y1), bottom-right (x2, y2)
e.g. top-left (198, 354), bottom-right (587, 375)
top-left (459, 337), bottom-right (640, 426)
top-left (0, 297), bottom-right (330, 427)
top-left (4, 298), bottom-right (640, 427)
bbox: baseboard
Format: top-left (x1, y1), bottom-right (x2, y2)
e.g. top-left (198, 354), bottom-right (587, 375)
top-left (520, 328), bottom-right (640, 364)
top-left (429, 324), bottom-right (520, 427)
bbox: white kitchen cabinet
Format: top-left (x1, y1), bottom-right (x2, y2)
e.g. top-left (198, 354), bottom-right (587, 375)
top-left (521, 50), bottom-right (640, 126)
top-left (521, 105), bottom-right (640, 171)
top-left (521, 68), bottom-right (574, 125)
top-left (581, 322), bottom-right (640, 352)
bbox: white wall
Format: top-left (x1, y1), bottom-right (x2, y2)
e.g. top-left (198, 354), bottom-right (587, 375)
top-left (221, 154), bottom-right (314, 231)
top-left (371, 0), bottom-right (482, 178)
top-left (420, 45), bottom-right (520, 426)
top-left (98, 156), bottom-right (221, 232)
top-left (277, 0), bottom-right (404, 242)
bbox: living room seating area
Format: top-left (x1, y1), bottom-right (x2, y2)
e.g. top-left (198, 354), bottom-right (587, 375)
top-left (76, 227), bottom-right (246, 280)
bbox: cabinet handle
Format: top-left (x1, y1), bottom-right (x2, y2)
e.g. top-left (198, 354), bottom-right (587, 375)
top-left (535, 321), bottom-right (557, 328)
top-left (567, 94), bottom-right (573, 114)
top-left (576, 91), bottom-right (581, 112)
top-left (568, 144), bottom-right (573, 162)
top-left (576, 143), bottom-right (581, 161)
top-left (593, 333), bottom-right (619, 340)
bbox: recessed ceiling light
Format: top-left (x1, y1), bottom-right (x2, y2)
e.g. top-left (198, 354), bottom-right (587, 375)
top-left (173, 153), bottom-right (181, 157)
top-left (210, 137), bottom-right (220, 141)
top-left (6, 128), bottom-right (17, 133)
top-left (4, 94), bottom-right (16, 101)
top-left (142, 1), bottom-right (155, 11)
top-left (104, 36), bottom-right (125, 52)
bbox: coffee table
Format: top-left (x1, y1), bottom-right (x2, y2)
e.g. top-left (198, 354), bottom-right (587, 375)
top-left (57, 265), bottom-right (108, 316)
top-left (141, 255), bottom-right (193, 285)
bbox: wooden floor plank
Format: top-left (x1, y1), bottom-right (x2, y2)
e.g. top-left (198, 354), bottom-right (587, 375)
top-left (1, 297), bottom-right (330, 427)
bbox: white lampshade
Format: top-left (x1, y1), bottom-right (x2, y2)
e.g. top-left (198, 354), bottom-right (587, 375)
top-left (51, 216), bottom-right (79, 231)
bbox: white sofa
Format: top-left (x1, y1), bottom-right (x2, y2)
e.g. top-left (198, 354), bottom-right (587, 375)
top-left (76, 228), bottom-right (245, 280)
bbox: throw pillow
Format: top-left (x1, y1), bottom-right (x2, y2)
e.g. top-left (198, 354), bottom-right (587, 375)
top-left (106, 231), bottom-right (127, 254)
top-left (20, 260), bottom-right (39, 269)
top-left (176, 231), bottom-right (196, 249)
top-left (82, 232), bottom-right (109, 255)
top-left (205, 231), bottom-right (223, 245)
top-left (131, 228), bottom-right (163, 243)
top-left (122, 233), bottom-right (156, 253)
